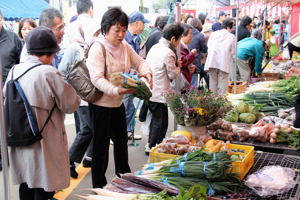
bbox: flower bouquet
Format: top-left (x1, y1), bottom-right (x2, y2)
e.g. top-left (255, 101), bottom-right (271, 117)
top-left (165, 87), bottom-right (232, 126)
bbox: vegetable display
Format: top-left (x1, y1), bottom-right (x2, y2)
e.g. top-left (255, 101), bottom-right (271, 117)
top-left (225, 102), bottom-right (261, 124)
top-left (272, 76), bottom-right (300, 98)
top-left (137, 149), bottom-right (242, 194)
top-left (77, 184), bottom-right (207, 200)
top-left (242, 92), bottom-right (294, 115)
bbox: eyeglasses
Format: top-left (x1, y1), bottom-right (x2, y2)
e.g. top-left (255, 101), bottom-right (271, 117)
top-left (52, 23), bottom-right (65, 32)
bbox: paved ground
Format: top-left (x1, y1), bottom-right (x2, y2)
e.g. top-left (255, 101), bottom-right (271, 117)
top-left (0, 108), bottom-right (175, 200)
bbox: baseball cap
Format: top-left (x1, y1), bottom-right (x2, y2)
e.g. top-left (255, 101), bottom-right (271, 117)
top-left (26, 26), bottom-right (60, 54)
top-left (129, 11), bottom-right (150, 24)
top-left (219, 11), bottom-right (227, 17)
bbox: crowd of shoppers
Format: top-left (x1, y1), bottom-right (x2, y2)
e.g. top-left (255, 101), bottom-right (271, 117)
top-left (0, 2), bottom-right (294, 199)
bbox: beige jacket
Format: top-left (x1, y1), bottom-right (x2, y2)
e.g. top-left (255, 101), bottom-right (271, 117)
top-left (87, 37), bottom-right (151, 108)
top-left (4, 55), bottom-right (80, 191)
top-left (146, 38), bottom-right (180, 103)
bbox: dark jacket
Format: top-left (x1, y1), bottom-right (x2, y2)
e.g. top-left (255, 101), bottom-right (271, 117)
top-left (188, 27), bottom-right (207, 73)
top-left (212, 22), bottom-right (222, 32)
top-left (145, 27), bottom-right (163, 56)
top-left (0, 28), bottom-right (22, 83)
top-left (237, 25), bottom-right (251, 41)
top-left (180, 43), bottom-right (195, 83)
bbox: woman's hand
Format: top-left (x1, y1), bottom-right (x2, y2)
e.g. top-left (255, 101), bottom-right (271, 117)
top-left (140, 73), bottom-right (153, 89)
top-left (118, 87), bottom-right (136, 95)
top-left (177, 59), bottom-right (183, 68)
top-left (188, 64), bottom-right (196, 74)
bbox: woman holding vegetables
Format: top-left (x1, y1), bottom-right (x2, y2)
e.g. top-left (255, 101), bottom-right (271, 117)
top-left (86, 7), bottom-right (152, 188)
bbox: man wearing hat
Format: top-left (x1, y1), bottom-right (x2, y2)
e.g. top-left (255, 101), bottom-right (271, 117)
top-left (4, 26), bottom-right (80, 200)
top-left (212, 11), bottom-right (227, 32)
top-left (124, 11), bottom-right (150, 140)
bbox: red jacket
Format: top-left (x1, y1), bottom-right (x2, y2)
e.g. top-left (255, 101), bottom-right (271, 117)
top-left (180, 43), bottom-right (195, 83)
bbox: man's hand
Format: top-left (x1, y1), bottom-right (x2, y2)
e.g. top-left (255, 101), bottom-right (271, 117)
top-left (118, 87), bottom-right (136, 95)
top-left (140, 73), bottom-right (153, 89)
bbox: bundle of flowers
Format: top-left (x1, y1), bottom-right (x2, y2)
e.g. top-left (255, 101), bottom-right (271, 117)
top-left (165, 87), bottom-right (232, 126)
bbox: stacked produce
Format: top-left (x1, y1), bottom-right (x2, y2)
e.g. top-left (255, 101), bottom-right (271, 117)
top-left (277, 107), bottom-right (296, 122)
top-left (273, 76), bottom-right (300, 97)
top-left (77, 184), bottom-right (207, 200)
top-left (225, 102), bottom-right (261, 124)
top-left (206, 119), bottom-right (250, 142)
top-left (242, 92), bottom-right (294, 115)
top-left (156, 143), bottom-right (199, 155)
top-left (154, 131), bottom-right (212, 155)
top-left (137, 149), bottom-right (242, 195)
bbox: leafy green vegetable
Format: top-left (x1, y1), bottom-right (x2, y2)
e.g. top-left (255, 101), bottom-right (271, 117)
top-left (225, 110), bottom-right (239, 122)
top-left (137, 184), bottom-right (207, 200)
top-left (236, 102), bottom-right (249, 113)
top-left (239, 113), bottom-right (256, 124)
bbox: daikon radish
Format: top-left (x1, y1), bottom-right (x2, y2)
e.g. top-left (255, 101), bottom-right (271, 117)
top-left (85, 188), bottom-right (137, 199)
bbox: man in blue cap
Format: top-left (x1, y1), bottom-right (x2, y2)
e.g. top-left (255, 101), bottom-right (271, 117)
top-left (124, 11), bottom-right (150, 140)
top-left (125, 11), bottom-right (150, 53)
top-left (212, 11), bottom-right (227, 32)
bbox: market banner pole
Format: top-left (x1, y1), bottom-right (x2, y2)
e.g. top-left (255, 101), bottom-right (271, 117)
top-left (0, 60), bottom-right (10, 200)
top-left (262, 0), bottom-right (268, 41)
top-left (234, 0), bottom-right (240, 94)
top-left (173, 0), bottom-right (181, 131)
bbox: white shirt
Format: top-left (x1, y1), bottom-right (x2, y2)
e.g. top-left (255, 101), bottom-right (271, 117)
top-left (205, 29), bottom-right (236, 74)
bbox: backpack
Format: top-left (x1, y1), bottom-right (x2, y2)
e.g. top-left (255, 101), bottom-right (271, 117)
top-left (5, 64), bottom-right (56, 147)
top-left (65, 41), bottom-right (107, 103)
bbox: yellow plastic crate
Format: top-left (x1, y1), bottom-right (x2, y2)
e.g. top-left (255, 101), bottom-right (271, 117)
top-left (205, 139), bottom-right (254, 179)
top-left (148, 146), bottom-right (180, 163)
top-left (149, 140), bottom-right (254, 179)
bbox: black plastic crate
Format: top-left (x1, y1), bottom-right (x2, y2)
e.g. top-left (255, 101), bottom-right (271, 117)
top-left (231, 140), bottom-right (300, 156)
top-left (244, 152), bottom-right (300, 200)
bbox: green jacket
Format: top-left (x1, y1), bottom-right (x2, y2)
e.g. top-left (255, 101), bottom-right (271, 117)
top-left (237, 37), bottom-right (265, 74)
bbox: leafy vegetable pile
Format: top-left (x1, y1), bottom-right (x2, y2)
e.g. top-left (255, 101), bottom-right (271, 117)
top-left (272, 76), bottom-right (300, 98)
top-left (242, 92), bottom-right (294, 115)
top-left (137, 149), bottom-right (242, 195)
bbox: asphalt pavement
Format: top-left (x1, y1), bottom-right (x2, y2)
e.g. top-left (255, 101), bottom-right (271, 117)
top-left (0, 109), bottom-right (175, 200)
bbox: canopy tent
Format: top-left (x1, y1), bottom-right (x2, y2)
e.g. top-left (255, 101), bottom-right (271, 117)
top-left (0, 0), bottom-right (50, 20)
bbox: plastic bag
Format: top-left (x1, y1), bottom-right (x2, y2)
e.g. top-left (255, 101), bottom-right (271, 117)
top-left (282, 48), bottom-right (290, 60)
top-left (245, 165), bottom-right (296, 197)
top-left (141, 111), bottom-right (151, 136)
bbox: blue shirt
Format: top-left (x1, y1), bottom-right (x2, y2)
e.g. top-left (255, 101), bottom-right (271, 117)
top-left (125, 31), bottom-right (141, 54)
top-left (237, 37), bottom-right (265, 74)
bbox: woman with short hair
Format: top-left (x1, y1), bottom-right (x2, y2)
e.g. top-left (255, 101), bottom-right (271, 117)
top-left (145, 23), bottom-right (183, 152)
top-left (86, 7), bottom-right (152, 188)
top-left (18, 18), bottom-right (37, 41)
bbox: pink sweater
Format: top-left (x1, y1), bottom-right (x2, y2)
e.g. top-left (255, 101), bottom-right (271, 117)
top-left (87, 37), bottom-right (151, 108)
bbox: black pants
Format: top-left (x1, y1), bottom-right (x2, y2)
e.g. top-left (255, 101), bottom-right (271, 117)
top-left (288, 42), bottom-right (300, 59)
top-left (294, 93), bottom-right (300, 128)
top-left (19, 183), bottom-right (54, 200)
top-left (148, 102), bottom-right (168, 148)
top-left (69, 106), bottom-right (93, 163)
top-left (89, 103), bottom-right (131, 188)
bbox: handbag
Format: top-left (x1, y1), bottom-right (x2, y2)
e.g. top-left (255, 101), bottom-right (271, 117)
top-left (66, 41), bottom-right (107, 103)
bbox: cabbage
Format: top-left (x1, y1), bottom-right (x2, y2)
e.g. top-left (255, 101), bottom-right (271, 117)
top-left (236, 102), bottom-right (249, 113)
top-left (249, 106), bottom-right (261, 119)
top-left (239, 113), bottom-right (257, 124)
top-left (225, 111), bottom-right (239, 122)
